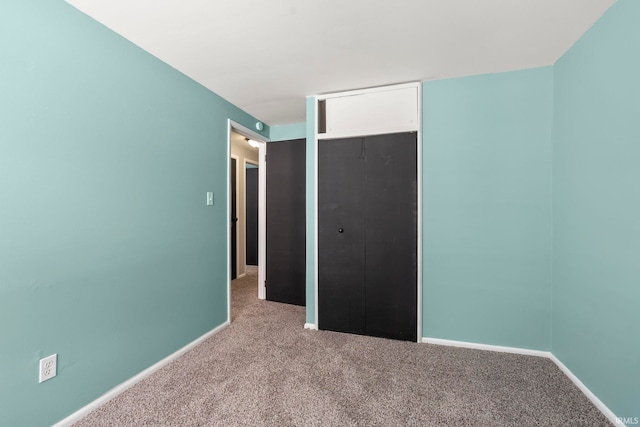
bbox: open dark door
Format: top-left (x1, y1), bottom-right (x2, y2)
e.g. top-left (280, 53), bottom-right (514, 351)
top-left (266, 139), bottom-right (306, 306)
top-left (230, 157), bottom-right (237, 280)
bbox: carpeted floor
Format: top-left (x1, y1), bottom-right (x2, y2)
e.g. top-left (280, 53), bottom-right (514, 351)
top-left (74, 267), bottom-right (611, 426)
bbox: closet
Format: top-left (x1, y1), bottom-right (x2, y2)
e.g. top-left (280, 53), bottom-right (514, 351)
top-left (318, 132), bottom-right (417, 341)
top-left (315, 83), bottom-right (420, 341)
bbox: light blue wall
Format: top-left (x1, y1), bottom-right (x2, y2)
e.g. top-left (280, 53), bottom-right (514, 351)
top-left (270, 122), bottom-right (306, 142)
top-left (0, 1), bottom-right (267, 426)
top-left (305, 98), bottom-right (316, 324)
top-left (422, 68), bottom-right (554, 350)
top-left (552, 0), bottom-right (640, 419)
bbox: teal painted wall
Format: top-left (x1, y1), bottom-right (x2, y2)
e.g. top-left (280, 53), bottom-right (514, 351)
top-left (305, 98), bottom-right (316, 324)
top-left (422, 68), bottom-right (554, 350)
top-left (552, 0), bottom-right (640, 419)
top-left (270, 122), bottom-right (306, 142)
top-left (0, 1), bottom-right (267, 426)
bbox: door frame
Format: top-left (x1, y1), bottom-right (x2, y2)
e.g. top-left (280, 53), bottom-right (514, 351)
top-left (227, 120), bottom-right (269, 324)
top-left (312, 82), bottom-right (423, 342)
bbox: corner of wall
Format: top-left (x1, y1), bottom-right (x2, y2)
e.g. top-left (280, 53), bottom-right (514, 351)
top-left (305, 96), bottom-right (316, 325)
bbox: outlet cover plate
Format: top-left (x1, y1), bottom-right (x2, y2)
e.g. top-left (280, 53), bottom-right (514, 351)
top-left (39, 354), bottom-right (57, 383)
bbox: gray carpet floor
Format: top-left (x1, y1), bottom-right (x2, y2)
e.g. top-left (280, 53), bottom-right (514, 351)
top-left (74, 267), bottom-right (611, 426)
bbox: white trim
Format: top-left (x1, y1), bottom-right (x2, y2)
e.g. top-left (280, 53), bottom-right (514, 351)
top-left (548, 354), bottom-right (620, 426)
top-left (317, 127), bottom-right (418, 141)
top-left (313, 97), bottom-right (319, 328)
top-left (258, 142), bottom-right (266, 300)
top-left (313, 82), bottom-right (422, 341)
top-left (236, 273), bottom-right (246, 279)
top-left (226, 123), bottom-right (232, 323)
top-left (421, 337), bottom-right (620, 425)
top-left (416, 83), bottom-right (422, 343)
top-left (304, 323), bottom-right (317, 330)
top-left (421, 337), bottom-right (551, 358)
top-left (52, 322), bottom-right (229, 427)
top-left (316, 82), bottom-right (420, 101)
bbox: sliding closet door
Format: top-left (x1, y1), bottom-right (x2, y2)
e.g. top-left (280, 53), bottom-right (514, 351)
top-left (364, 132), bottom-right (417, 341)
top-left (318, 132), bottom-right (417, 341)
top-left (318, 137), bottom-right (366, 334)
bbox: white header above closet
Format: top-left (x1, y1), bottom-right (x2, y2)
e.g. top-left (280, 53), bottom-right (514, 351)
top-left (317, 83), bottom-right (420, 140)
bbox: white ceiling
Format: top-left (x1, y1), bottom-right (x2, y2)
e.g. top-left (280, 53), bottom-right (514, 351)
top-left (66, 0), bottom-right (615, 126)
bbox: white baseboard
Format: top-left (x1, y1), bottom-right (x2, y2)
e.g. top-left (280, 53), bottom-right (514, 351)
top-left (304, 323), bottom-right (317, 330)
top-left (548, 354), bottom-right (620, 426)
top-left (422, 337), bottom-right (619, 425)
top-left (236, 273), bottom-right (247, 279)
top-left (421, 337), bottom-right (551, 358)
top-left (52, 321), bottom-right (230, 427)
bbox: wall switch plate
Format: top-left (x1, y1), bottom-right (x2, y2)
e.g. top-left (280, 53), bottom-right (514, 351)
top-left (39, 354), bottom-right (57, 383)
top-left (206, 192), bottom-right (214, 206)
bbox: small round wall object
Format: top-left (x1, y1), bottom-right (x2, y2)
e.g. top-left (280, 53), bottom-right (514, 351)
top-left (338, 228), bottom-right (344, 233)
top-left (255, 121), bottom-right (264, 131)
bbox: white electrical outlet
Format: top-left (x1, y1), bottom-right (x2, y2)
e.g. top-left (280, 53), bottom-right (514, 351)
top-left (206, 192), bottom-right (214, 206)
top-left (39, 354), bottom-right (57, 383)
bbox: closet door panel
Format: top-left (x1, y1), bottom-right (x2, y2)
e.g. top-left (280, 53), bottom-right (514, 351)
top-left (266, 139), bottom-right (306, 306)
top-left (364, 132), bottom-right (418, 341)
top-left (318, 138), bottom-right (366, 334)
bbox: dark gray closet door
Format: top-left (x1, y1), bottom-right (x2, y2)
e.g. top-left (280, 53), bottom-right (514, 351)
top-left (245, 167), bottom-right (259, 266)
top-left (318, 132), bottom-right (417, 341)
top-left (364, 132), bottom-right (417, 341)
top-left (318, 137), bottom-right (366, 335)
top-left (266, 139), bottom-right (306, 306)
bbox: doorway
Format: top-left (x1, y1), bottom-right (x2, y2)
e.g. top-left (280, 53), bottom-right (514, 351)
top-left (227, 120), bottom-right (268, 323)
